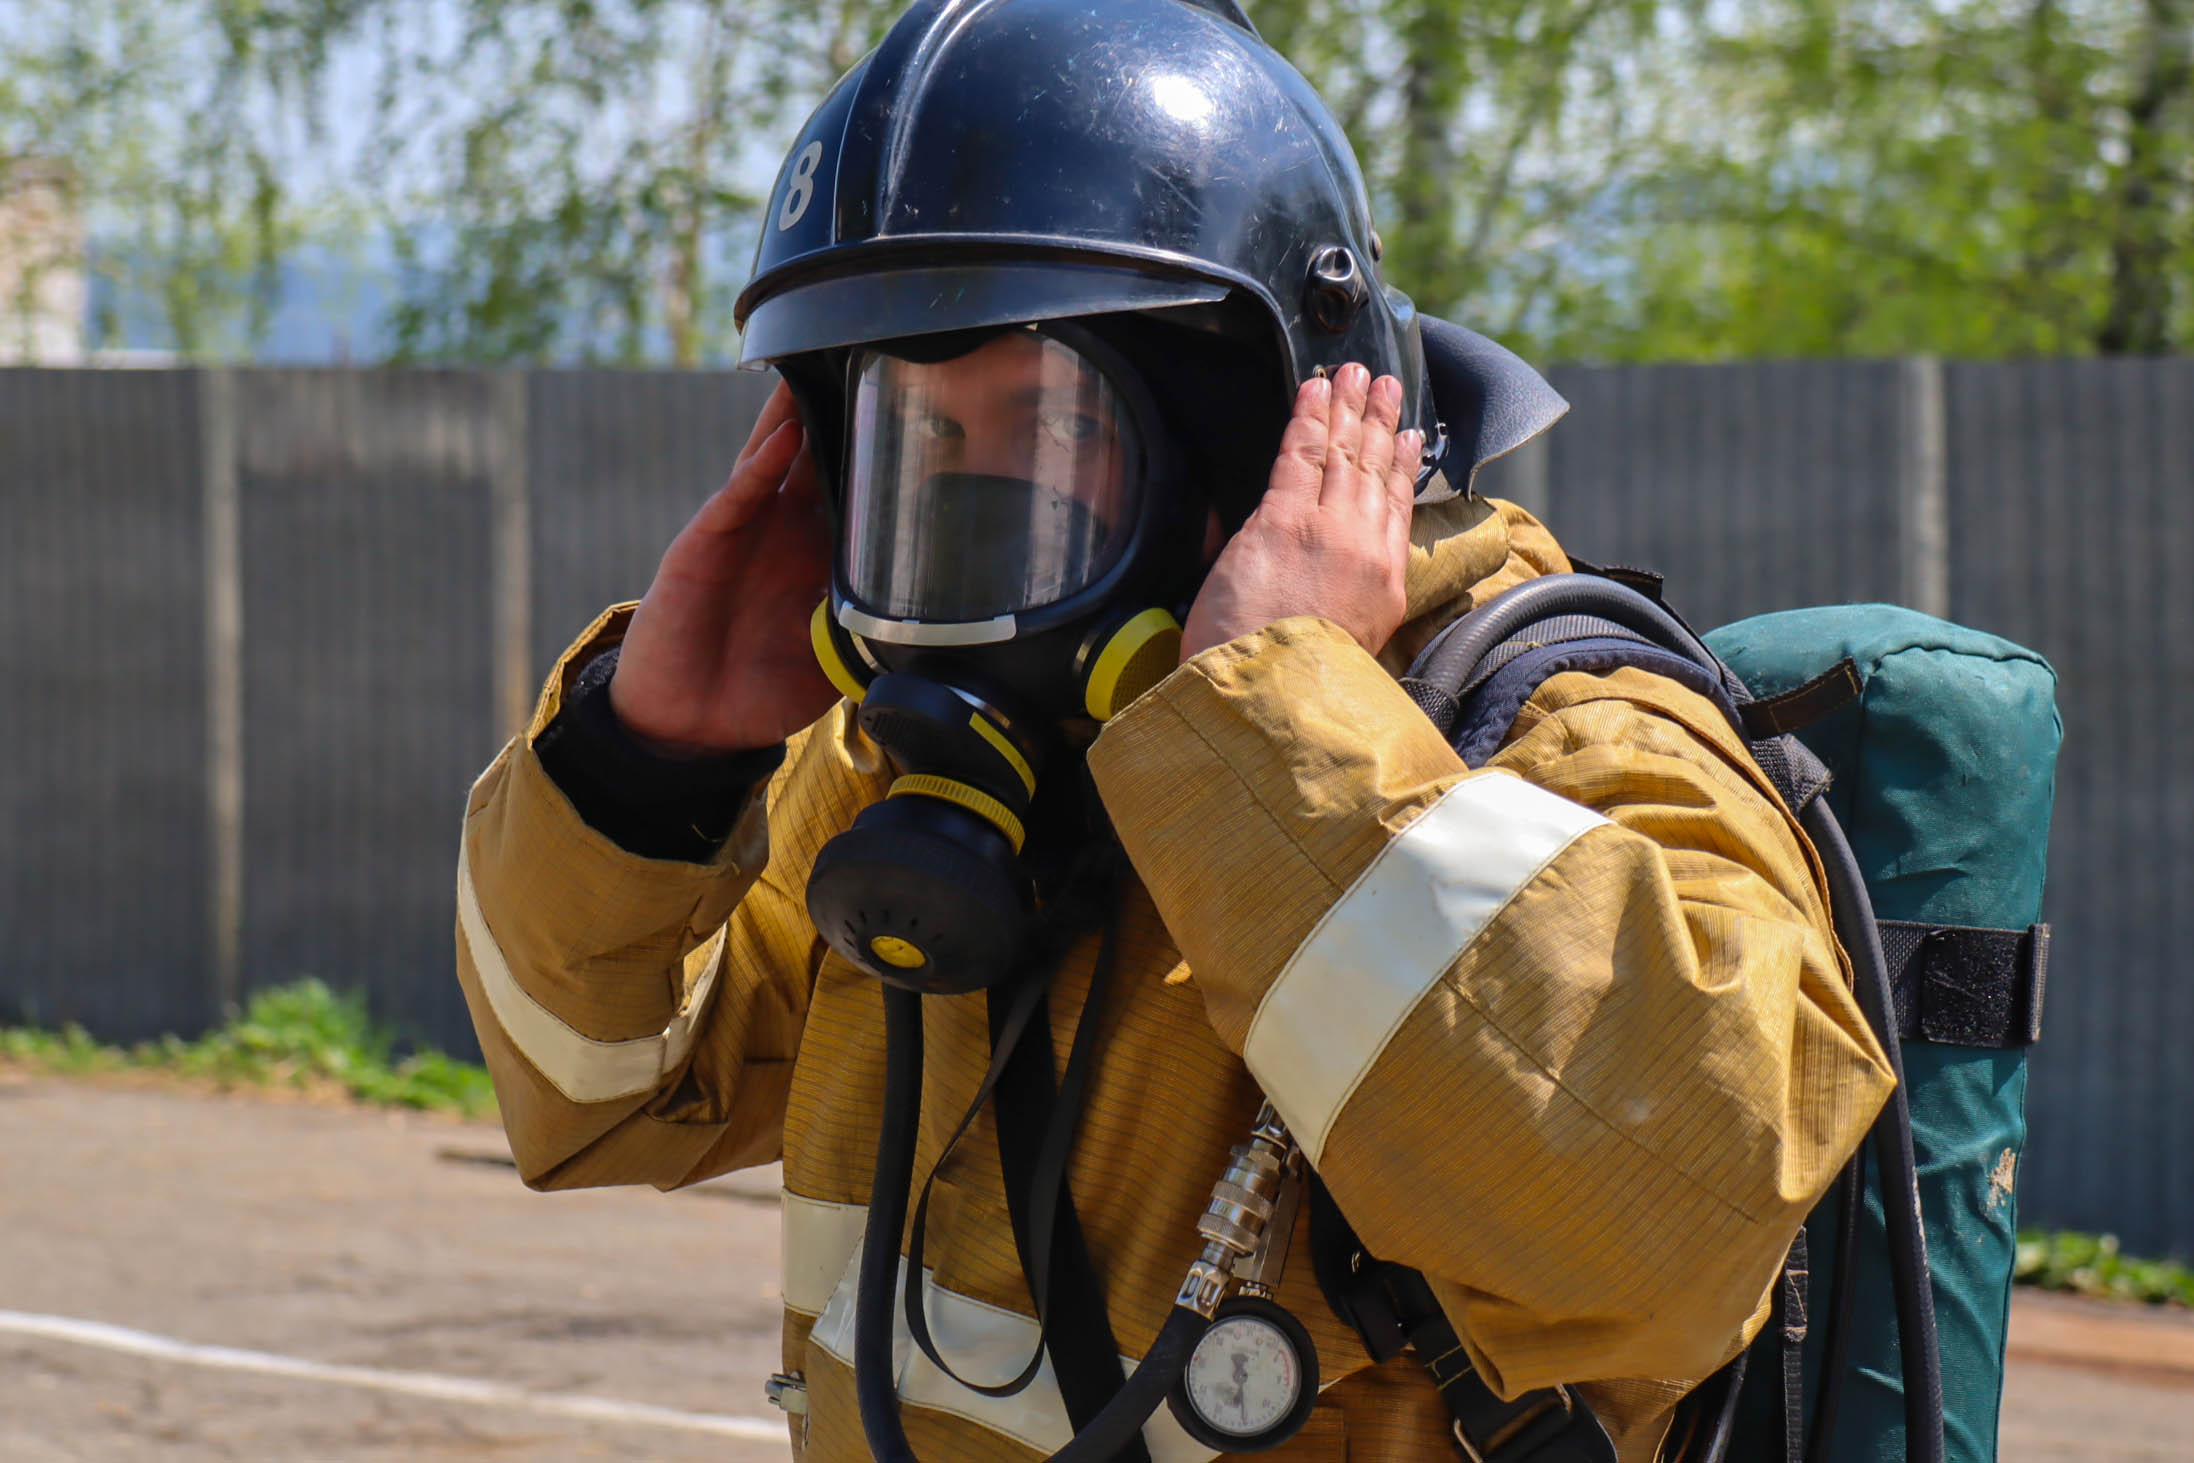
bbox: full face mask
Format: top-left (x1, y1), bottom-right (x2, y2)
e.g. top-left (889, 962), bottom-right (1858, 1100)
top-left (803, 322), bottom-right (1201, 993)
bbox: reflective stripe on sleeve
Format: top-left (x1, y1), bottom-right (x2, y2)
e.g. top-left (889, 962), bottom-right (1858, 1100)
top-left (1243, 771), bottom-right (1610, 1165)
top-left (455, 842), bottom-right (724, 1104)
top-left (799, 1212), bottom-right (1218, 1463)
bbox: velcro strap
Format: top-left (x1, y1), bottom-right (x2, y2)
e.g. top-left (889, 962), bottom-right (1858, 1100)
top-left (1775, 1232), bottom-right (1809, 1463)
top-left (1746, 732), bottom-right (1833, 819)
top-left (1881, 920), bottom-right (2049, 1047)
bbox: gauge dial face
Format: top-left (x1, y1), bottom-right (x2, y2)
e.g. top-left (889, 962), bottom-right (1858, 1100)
top-left (1184, 1313), bottom-right (1303, 1437)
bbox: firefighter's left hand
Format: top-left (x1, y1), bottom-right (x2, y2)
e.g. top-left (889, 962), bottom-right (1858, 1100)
top-left (1181, 362), bottom-right (1420, 662)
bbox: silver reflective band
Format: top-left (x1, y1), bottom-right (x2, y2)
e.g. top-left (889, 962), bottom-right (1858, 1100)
top-left (1242, 772), bottom-right (1610, 1165)
top-left (456, 832), bottom-right (725, 1105)
top-left (836, 603), bottom-right (1019, 646)
top-left (797, 1207), bottom-right (1219, 1462)
top-left (781, 1192), bottom-right (869, 1318)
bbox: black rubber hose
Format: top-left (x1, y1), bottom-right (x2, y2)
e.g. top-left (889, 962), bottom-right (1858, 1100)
top-left (1805, 1153), bottom-right (1865, 1463)
top-left (1039, 1307), bottom-right (1206, 1463)
top-left (857, 985), bottom-right (927, 1463)
top-left (1694, 1349), bottom-right (1750, 1463)
top-left (1411, 573), bottom-right (1727, 711)
top-left (1800, 802), bottom-right (1946, 1463)
top-left (857, 982), bottom-right (1199, 1463)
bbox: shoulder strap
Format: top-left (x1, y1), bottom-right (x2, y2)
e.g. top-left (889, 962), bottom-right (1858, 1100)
top-left (1306, 1176), bottom-right (1617, 1463)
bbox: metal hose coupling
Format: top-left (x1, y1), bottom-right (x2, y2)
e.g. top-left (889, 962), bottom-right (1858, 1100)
top-left (1174, 1102), bottom-right (1298, 1318)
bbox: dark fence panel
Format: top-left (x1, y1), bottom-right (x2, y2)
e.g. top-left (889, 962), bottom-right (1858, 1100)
top-left (528, 370), bottom-right (778, 675)
top-left (234, 371), bottom-right (501, 1054)
top-left (1939, 358), bottom-right (2194, 1258)
top-left (1535, 360), bottom-right (1909, 626)
top-left (3, 358), bottom-right (2189, 1252)
top-left (0, 369), bottom-right (209, 1041)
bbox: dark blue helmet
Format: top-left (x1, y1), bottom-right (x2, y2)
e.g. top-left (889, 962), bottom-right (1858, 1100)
top-left (736, 0), bottom-right (1560, 515)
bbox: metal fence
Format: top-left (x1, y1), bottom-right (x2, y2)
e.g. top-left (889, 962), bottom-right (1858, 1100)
top-left (3, 359), bottom-right (2187, 1255)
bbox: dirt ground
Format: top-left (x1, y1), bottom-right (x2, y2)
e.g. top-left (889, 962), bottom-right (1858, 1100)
top-left (3, 1075), bottom-right (2189, 1461)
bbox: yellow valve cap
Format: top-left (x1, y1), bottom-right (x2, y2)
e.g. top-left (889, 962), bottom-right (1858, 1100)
top-left (869, 935), bottom-right (929, 970)
top-left (811, 601), bottom-right (869, 703)
top-left (1084, 607), bottom-right (1182, 721)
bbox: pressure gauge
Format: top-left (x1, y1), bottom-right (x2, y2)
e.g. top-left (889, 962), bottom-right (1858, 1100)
top-left (1166, 1295), bottom-right (1318, 1452)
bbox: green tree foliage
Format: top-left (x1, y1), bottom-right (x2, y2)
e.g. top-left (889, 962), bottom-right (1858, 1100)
top-left (368, 0), bottom-right (902, 365)
top-left (1620, 0), bottom-right (2194, 360)
top-left (4, 0), bottom-right (2187, 363)
top-left (1256, 0), bottom-right (2192, 361)
top-left (1, 0), bottom-right (370, 358)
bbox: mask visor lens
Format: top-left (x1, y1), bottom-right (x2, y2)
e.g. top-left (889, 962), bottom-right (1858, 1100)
top-left (844, 333), bottom-right (1141, 624)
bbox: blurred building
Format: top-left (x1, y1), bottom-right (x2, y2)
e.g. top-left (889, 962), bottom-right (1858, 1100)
top-left (0, 157), bottom-right (87, 366)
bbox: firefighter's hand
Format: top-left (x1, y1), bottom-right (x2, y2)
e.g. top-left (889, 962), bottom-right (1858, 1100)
top-left (1181, 363), bottom-right (1419, 662)
top-left (610, 381), bottom-right (838, 753)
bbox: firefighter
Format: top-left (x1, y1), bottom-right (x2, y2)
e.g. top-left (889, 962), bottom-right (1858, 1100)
top-left (453, 3), bottom-right (1890, 1459)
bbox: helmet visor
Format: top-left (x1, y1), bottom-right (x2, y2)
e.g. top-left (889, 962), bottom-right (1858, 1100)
top-left (843, 331), bottom-right (1142, 624)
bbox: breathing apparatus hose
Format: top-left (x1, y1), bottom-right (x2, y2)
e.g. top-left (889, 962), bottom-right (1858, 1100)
top-left (1805, 1153), bottom-right (1865, 1463)
top-left (1693, 1350), bottom-right (1749, 1463)
top-left (1799, 801), bottom-right (1946, 1463)
top-left (857, 985), bottom-right (928, 1463)
top-left (855, 981), bottom-right (1202, 1463)
top-left (1409, 571), bottom-right (1743, 728)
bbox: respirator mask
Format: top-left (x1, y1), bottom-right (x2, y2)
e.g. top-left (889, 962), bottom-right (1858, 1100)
top-left (803, 322), bottom-right (1201, 993)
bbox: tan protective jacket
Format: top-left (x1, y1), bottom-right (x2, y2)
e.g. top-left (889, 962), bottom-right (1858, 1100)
top-left (454, 495), bottom-right (1892, 1463)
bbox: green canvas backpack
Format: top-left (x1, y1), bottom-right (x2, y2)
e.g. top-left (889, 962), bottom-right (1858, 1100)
top-left (1710, 606), bottom-right (2060, 1463)
top-left (1312, 577), bottom-right (2058, 1463)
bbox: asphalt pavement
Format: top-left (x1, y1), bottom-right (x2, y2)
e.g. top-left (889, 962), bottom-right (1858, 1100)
top-left (1, 1074), bottom-right (2186, 1460)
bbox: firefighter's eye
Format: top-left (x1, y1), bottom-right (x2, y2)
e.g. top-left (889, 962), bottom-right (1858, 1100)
top-left (1038, 409), bottom-right (1102, 445)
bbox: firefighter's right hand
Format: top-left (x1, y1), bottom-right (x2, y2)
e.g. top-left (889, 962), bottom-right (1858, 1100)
top-left (609, 381), bottom-right (838, 754)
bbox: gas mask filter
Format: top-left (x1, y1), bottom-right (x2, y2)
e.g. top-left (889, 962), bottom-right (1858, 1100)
top-left (801, 324), bottom-right (1194, 991)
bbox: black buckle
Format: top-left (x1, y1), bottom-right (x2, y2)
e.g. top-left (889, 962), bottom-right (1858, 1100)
top-left (1451, 1383), bottom-right (1618, 1463)
top-left (1416, 1323), bottom-right (1615, 1463)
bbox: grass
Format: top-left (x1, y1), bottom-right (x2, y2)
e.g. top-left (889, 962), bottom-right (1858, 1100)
top-left (2016, 1229), bottom-right (2194, 1308)
top-left (0, 978), bottom-right (497, 1119)
top-left (7, 989), bottom-right (2193, 1308)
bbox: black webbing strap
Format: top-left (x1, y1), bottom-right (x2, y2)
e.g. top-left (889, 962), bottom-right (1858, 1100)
top-left (900, 971), bottom-right (1054, 1398)
top-left (896, 859), bottom-right (1147, 1461)
top-left (1773, 1231), bottom-right (1809, 1463)
top-left (991, 897), bottom-right (1148, 1457)
top-left (1306, 1174), bottom-right (1409, 1363)
top-left (1307, 1183), bottom-right (1613, 1463)
top-left (1880, 920), bottom-right (2049, 1047)
top-left (1389, 1272), bottom-right (1615, 1463)
top-left (1737, 658), bottom-right (1863, 740)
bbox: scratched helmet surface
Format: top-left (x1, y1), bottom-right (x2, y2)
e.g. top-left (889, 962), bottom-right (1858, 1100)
top-left (735, 0), bottom-right (1452, 510)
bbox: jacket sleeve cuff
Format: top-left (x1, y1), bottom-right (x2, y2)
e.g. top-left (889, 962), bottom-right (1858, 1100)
top-left (458, 606), bottom-right (777, 1049)
top-left (534, 644), bottom-right (786, 863)
top-left (1085, 615), bottom-right (1470, 1052)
